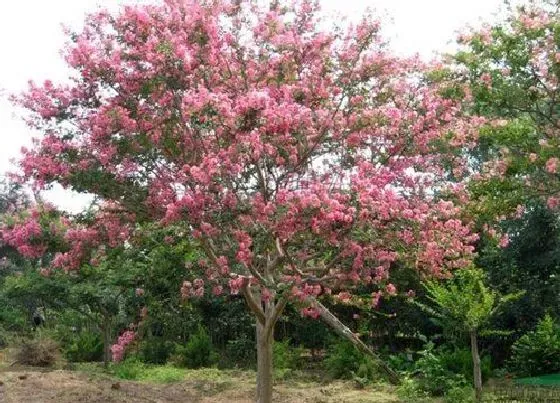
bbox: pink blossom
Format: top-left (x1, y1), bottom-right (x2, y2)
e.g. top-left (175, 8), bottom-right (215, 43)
top-left (110, 330), bottom-right (135, 362)
top-left (498, 234), bottom-right (510, 248)
top-left (546, 157), bottom-right (559, 174)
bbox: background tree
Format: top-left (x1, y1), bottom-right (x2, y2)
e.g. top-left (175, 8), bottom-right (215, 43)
top-left (416, 268), bottom-right (522, 402)
top-left (445, 0), bottom-right (560, 218)
top-left (476, 202), bottom-right (560, 363)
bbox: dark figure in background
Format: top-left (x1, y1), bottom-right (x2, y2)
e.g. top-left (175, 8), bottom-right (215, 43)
top-left (32, 309), bottom-right (45, 331)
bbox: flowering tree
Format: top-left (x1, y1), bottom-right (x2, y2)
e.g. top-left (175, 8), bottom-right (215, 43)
top-left (7, 1), bottom-right (478, 400)
top-left (450, 0), bottom-right (560, 220)
top-left (0, 203), bottom-right (146, 367)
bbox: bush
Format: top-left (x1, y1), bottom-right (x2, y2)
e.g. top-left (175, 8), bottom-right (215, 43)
top-left (16, 336), bottom-right (60, 367)
top-left (323, 338), bottom-right (378, 382)
top-left (507, 314), bottom-right (560, 377)
top-left (273, 339), bottom-right (303, 370)
top-left (112, 357), bottom-right (145, 380)
top-left (387, 351), bottom-right (416, 373)
top-left (139, 337), bottom-right (175, 364)
top-left (438, 347), bottom-right (492, 384)
top-left (444, 386), bottom-right (474, 403)
top-left (223, 334), bottom-right (255, 368)
top-left (64, 332), bottom-right (103, 362)
top-left (396, 377), bottom-right (432, 402)
top-left (175, 325), bottom-right (215, 368)
top-left (412, 343), bottom-right (469, 396)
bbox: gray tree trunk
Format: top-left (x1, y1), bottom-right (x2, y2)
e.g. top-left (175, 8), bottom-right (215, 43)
top-left (256, 319), bottom-right (274, 403)
top-left (470, 330), bottom-right (482, 402)
top-left (102, 316), bottom-right (112, 368)
top-left (241, 286), bottom-right (287, 403)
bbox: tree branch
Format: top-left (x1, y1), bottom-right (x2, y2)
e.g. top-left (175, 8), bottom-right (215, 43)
top-left (264, 296), bottom-right (288, 341)
top-left (306, 296), bottom-right (400, 385)
top-left (241, 281), bottom-right (265, 324)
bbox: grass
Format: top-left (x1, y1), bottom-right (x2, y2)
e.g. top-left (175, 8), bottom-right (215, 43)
top-left (515, 373), bottom-right (560, 387)
top-left (74, 360), bottom-right (255, 384)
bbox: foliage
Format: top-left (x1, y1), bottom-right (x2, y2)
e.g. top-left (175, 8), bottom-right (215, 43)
top-left (111, 357), bottom-right (146, 380)
top-left (419, 268), bottom-right (502, 334)
top-left (223, 334), bottom-right (255, 368)
top-left (447, 0), bottom-right (560, 219)
top-left (476, 203), bottom-right (560, 364)
top-left (174, 326), bottom-right (215, 369)
top-left (139, 337), bottom-right (176, 365)
top-left (413, 343), bottom-right (470, 396)
top-left (64, 331), bottom-right (104, 363)
top-left (15, 335), bottom-right (61, 367)
top-left (397, 376), bottom-right (474, 403)
top-left (396, 376), bottom-right (432, 402)
top-left (507, 314), bottom-right (560, 377)
top-left (323, 338), bottom-right (378, 381)
top-left (443, 386), bottom-right (475, 403)
top-left (437, 347), bottom-right (492, 384)
top-left (387, 351), bottom-right (416, 374)
top-left (273, 339), bottom-right (303, 370)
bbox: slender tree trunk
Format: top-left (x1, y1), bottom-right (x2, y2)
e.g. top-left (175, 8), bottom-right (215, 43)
top-left (309, 297), bottom-right (400, 385)
top-left (256, 319), bottom-right (274, 403)
top-left (470, 330), bottom-right (482, 402)
top-left (241, 285), bottom-right (287, 403)
top-left (102, 316), bottom-right (112, 368)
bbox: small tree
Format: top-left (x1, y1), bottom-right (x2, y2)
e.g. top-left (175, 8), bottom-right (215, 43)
top-left (416, 268), bottom-right (522, 401)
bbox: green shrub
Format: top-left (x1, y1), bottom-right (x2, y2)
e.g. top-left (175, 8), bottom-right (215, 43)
top-left (139, 337), bottom-right (175, 364)
top-left (507, 314), bottom-right (560, 377)
top-left (15, 335), bottom-right (61, 367)
top-left (387, 351), bottom-right (415, 373)
top-left (413, 343), bottom-right (469, 396)
top-left (444, 386), bottom-right (474, 403)
top-left (111, 357), bottom-right (145, 380)
top-left (223, 334), bottom-right (255, 368)
top-left (323, 338), bottom-right (378, 381)
top-left (438, 347), bottom-right (492, 383)
top-left (396, 377), bottom-right (432, 402)
top-left (64, 332), bottom-right (104, 363)
top-left (273, 339), bottom-right (303, 370)
top-left (175, 326), bottom-right (215, 368)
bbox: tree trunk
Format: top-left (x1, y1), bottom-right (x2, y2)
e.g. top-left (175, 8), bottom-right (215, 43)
top-left (256, 319), bottom-right (274, 403)
top-left (309, 297), bottom-right (400, 385)
top-left (470, 330), bottom-right (482, 402)
top-left (102, 316), bottom-right (112, 368)
top-left (241, 286), bottom-right (287, 403)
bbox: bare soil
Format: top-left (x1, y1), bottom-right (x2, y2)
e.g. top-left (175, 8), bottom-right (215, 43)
top-left (0, 367), bottom-right (400, 403)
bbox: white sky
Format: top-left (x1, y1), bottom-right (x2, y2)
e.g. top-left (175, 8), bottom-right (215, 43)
top-left (0, 0), bottom-right (505, 211)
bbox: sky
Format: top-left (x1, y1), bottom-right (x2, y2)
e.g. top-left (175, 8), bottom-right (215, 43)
top-left (0, 0), bottom-right (505, 211)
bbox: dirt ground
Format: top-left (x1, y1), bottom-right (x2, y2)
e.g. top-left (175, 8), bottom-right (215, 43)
top-left (0, 368), bottom-right (400, 403)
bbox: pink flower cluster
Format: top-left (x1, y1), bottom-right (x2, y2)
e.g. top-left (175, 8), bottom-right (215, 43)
top-left (0, 214), bottom-right (46, 258)
top-left (180, 278), bottom-right (204, 300)
top-left (110, 330), bottom-right (135, 362)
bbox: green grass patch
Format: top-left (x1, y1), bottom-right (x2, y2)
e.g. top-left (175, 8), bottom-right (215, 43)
top-left (73, 360), bottom-right (255, 385)
top-left (516, 373), bottom-right (560, 387)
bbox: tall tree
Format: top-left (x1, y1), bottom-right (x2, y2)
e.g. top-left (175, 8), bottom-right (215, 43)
top-left (6, 1), bottom-right (478, 400)
top-left (447, 0), bottom-right (560, 219)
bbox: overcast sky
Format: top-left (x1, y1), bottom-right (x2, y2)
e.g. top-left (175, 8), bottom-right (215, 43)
top-left (0, 0), bottom-right (505, 211)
